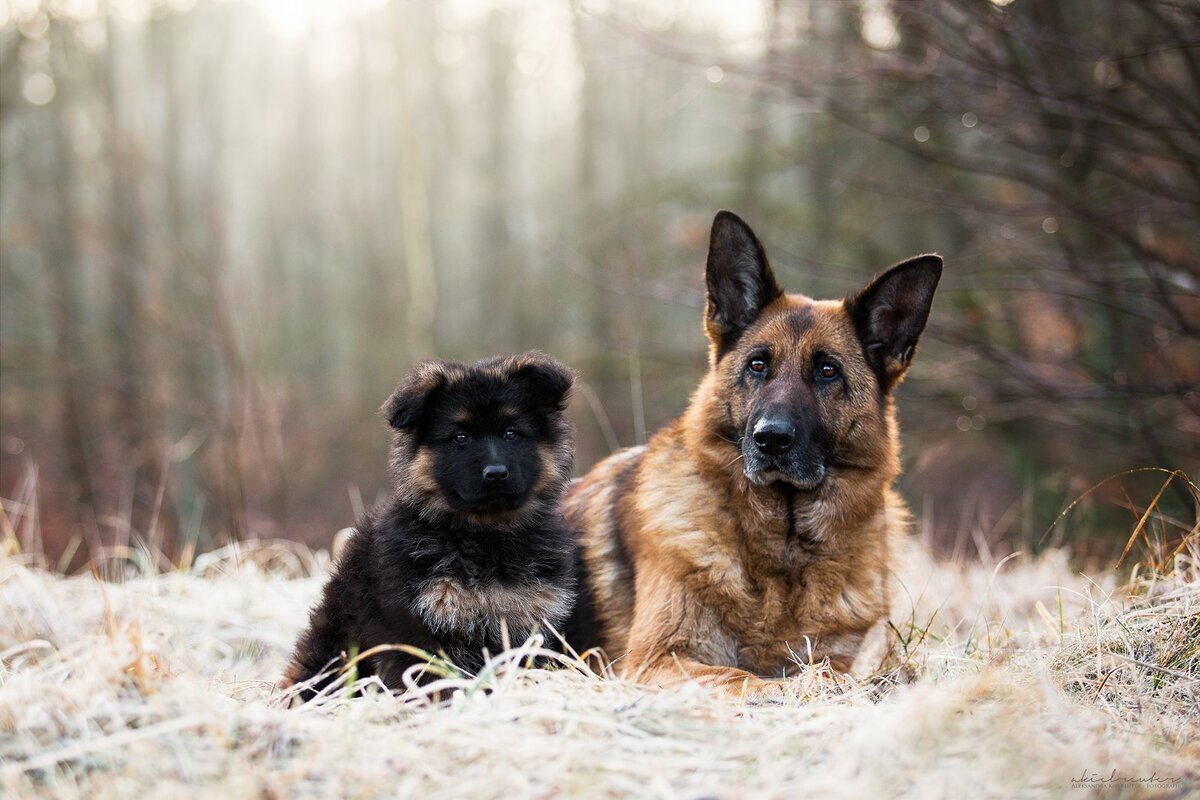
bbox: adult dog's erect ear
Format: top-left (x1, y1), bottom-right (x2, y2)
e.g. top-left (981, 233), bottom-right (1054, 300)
top-left (705, 210), bottom-right (783, 360)
top-left (508, 351), bottom-right (575, 411)
top-left (846, 254), bottom-right (943, 392)
top-left (382, 360), bottom-right (456, 430)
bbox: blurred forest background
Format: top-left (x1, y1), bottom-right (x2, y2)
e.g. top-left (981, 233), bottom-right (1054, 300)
top-left (1, 0), bottom-right (1197, 571)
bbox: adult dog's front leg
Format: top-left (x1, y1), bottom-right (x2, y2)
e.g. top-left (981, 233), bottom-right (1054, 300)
top-left (626, 653), bottom-right (788, 702)
top-left (619, 563), bottom-right (786, 702)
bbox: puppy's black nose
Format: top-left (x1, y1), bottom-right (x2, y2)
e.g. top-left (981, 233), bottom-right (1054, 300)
top-left (482, 463), bottom-right (509, 482)
top-left (752, 419), bottom-right (795, 456)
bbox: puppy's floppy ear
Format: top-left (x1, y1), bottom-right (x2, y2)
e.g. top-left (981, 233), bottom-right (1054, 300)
top-left (382, 360), bottom-right (454, 430)
top-left (509, 351), bottom-right (575, 411)
top-left (705, 210), bottom-right (783, 360)
top-left (846, 254), bottom-right (942, 392)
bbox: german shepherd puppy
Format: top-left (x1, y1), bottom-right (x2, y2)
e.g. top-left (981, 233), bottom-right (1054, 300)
top-left (282, 353), bottom-right (576, 699)
top-left (564, 211), bottom-right (941, 698)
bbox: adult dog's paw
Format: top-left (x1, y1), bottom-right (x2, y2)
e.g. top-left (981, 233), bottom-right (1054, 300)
top-left (734, 677), bottom-right (791, 706)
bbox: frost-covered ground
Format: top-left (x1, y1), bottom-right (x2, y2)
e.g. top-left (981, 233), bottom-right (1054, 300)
top-left (1, 539), bottom-right (1197, 799)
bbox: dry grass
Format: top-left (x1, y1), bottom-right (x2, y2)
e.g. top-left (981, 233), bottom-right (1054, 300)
top-left (1, 537), bottom-right (1197, 799)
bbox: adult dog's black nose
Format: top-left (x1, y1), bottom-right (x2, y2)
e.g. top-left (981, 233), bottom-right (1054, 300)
top-left (482, 463), bottom-right (509, 482)
top-left (752, 419), bottom-right (795, 456)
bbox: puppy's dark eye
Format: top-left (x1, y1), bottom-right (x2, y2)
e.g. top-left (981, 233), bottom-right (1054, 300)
top-left (748, 357), bottom-right (769, 376)
top-left (816, 362), bottom-right (840, 382)
top-left (503, 427), bottom-right (518, 440)
top-left (454, 432), bottom-right (469, 445)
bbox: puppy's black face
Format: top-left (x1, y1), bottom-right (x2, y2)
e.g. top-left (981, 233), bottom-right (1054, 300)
top-left (424, 382), bottom-right (551, 513)
top-left (383, 352), bottom-right (575, 522)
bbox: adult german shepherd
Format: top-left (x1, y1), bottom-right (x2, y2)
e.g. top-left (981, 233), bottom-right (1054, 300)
top-left (564, 211), bottom-right (941, 697)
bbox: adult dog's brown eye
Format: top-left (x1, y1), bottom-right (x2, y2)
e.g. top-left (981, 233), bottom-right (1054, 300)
top-left (454, 432), bottom-right (469, 444)
top-left (503, 427), bottom-right (518, 440)
top-left (817, 362), bottom-right (840, 381)
top-left (748, 358), bottom-right (768, 375)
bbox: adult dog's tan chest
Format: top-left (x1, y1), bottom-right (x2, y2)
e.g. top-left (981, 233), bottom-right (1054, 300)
top-left (643, 482), bottom-right (893, 675)
top-left (728, 550), bottom-right (889, 674)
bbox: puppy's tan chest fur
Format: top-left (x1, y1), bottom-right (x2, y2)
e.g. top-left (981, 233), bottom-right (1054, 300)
top-left (414, 576), bottom-right (571, 640)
